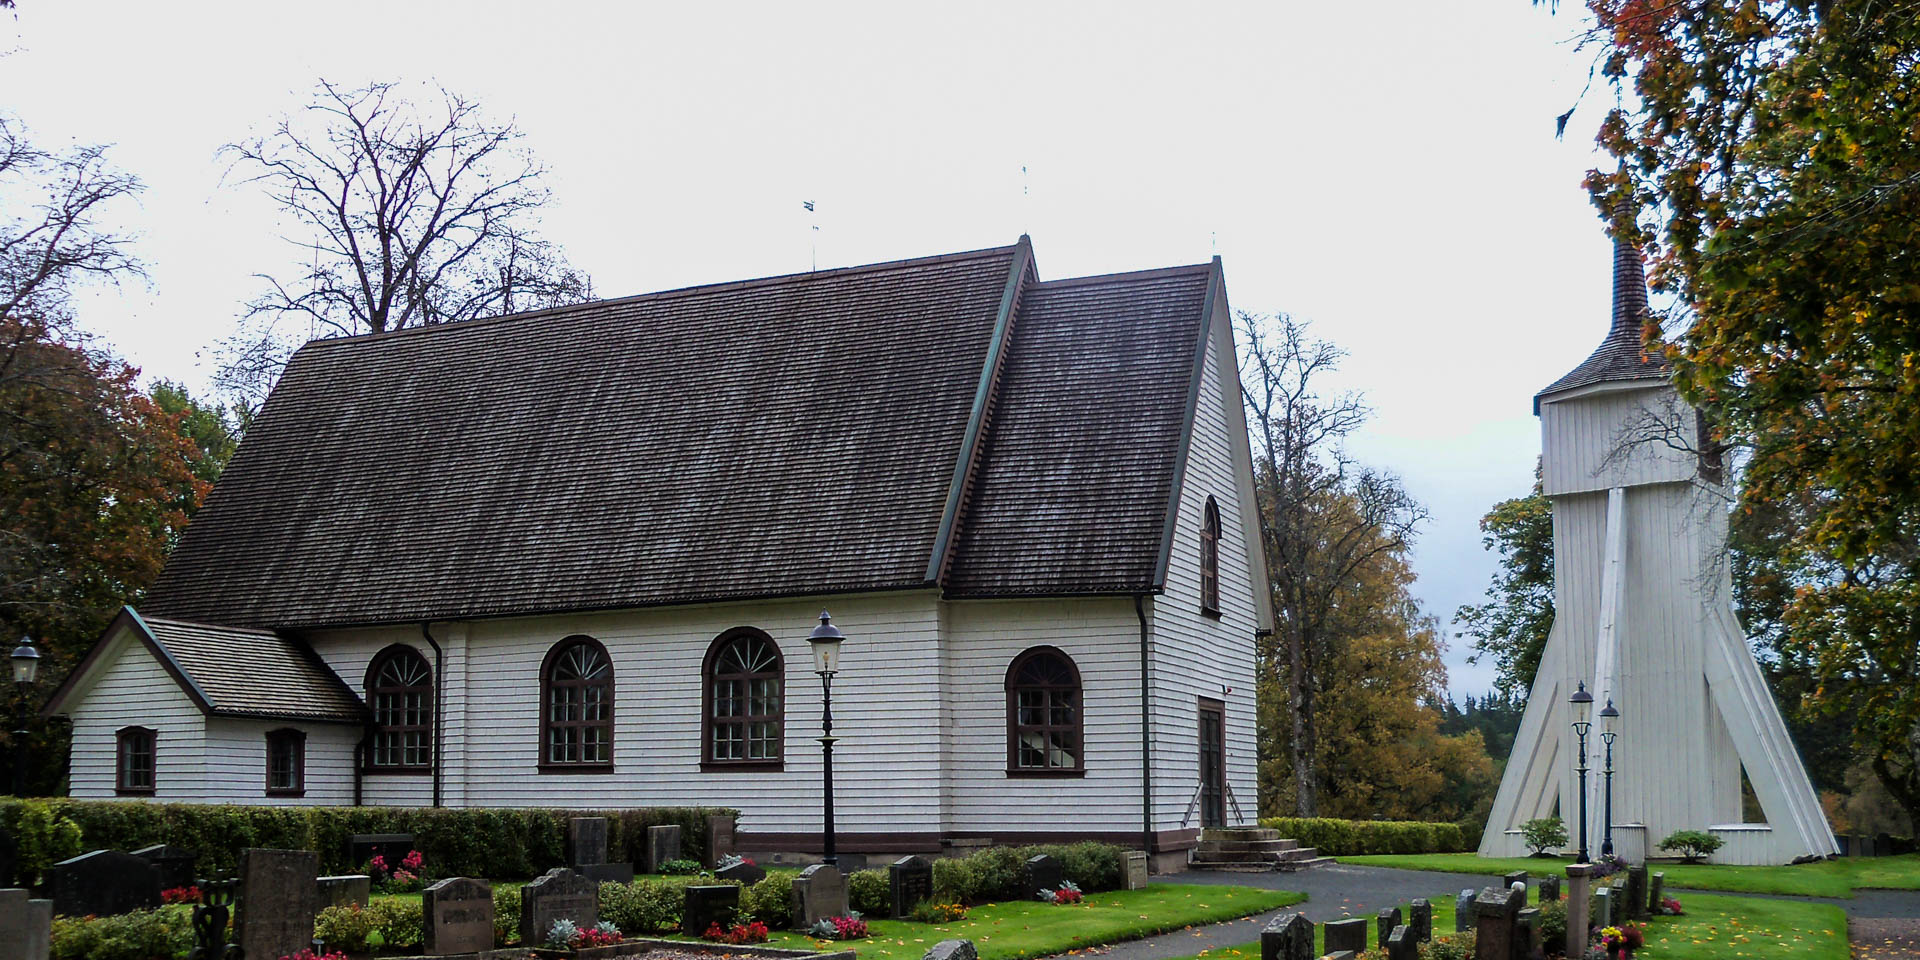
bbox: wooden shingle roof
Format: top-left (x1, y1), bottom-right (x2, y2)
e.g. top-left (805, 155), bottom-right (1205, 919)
top-left (143, 239), bottom-right (1225, 629)
top-left (1535, 236), bottom-right (1671, 410)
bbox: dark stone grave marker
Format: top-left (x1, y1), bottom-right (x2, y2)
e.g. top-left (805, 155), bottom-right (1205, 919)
top-left (1594, 886), bottom-right (1613, 928)
top-left (1472, 885), bottom-right (1521, 960)
top-left (1408, 898), bottom-right (1432, 942)
top-left (1261, 911), bottom-right (1314, 960)
top-left (1503, 872), bottom-right (1528, 905)
top-left (717, 859), bottom-right (766, 885)
top-left (890, 855), bottom-right (933, 918)
top-left (235, 848), bottom-right (319, 960)
top-left (1648, 871), bottom-right (1666, 914)
top-left (1386, 924), bottom-right (1415, 960)
top-left (1538, 875), bottom-right (1561, 902)
top-left (645, 825), bottom-right (683, 873)
top-left (350, 833), bottom-right (415, 868)
top-left (707, 815), bottom-right (737, 869)
top-left (50, 850), bottom-right (159, 917)
top-left (791, 863), bottom-right (848, 929)
top-left (131, 844), bottom-right (197, 891)
top-left (1024, 854), bottom-right (1062, 899)
top-left (1324, 917), bottom-right (1368, 954)
top-left (520, 867), bottom-right (598, 947)
top-left (1515, 907), bottom-right (1540, 960)
top-left (571, 817), bottom-right (610, 866)
top-left (1455, 888), bottom-right (1476, 932)
top-left (1626, 865), bottom-right (1649, 920)
top-left (925, 940), bottom-right (977, 960)
top-left (684, 884), bottom-right (740, 936)
top-left (1376, 906), bottom-right (1402, 949)
top-left (424, 876), bottom-right (494, 956)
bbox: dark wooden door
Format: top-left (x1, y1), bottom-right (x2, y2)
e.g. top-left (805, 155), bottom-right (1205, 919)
top-left (1198, 699), bottom-right (1226, 828)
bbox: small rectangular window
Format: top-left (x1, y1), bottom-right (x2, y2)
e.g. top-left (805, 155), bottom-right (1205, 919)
top-left (116, 727), bottom-right (156, 795)
top-left (266, 729), bottom-right (305, 796)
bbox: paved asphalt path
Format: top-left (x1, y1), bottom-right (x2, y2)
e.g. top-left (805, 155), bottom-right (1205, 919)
top-left (1049, 864), bottom-right (1920, 960)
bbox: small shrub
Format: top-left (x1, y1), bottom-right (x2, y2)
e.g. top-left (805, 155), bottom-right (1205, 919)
top-left (600, 876), bottom-right (706, 933)
top-left (364, 896), bottom-right (423, 950)
top-left (493, 885), bottom-right (522, 946)
top-left (969, 847), bottom-right (1026, 901)
top-left (1419, 929), bottom-right (1475, 960)
top-left (314, 903), bottom-right (376, 953)
top-left (909, 900), bottom-right (968, 923)
top-left (658, 858), bottom-right (704, 875)
top-left (8, 800), bottom-right (84, 886)
top-left (1536, 899), bottom-right (1566, 952)
top-left (848, 868), bottom-right (890, 915)
top-left (49, 908), bottom-right (194, 960)
top-left (742, 870), bottom-right (797, 927)
top-left (931, 857), bottom-right (980, 906)
top-left (1521, 817), bottom-right (1569, 857)
top-left (1658, 829), bottom-right (1724, 863)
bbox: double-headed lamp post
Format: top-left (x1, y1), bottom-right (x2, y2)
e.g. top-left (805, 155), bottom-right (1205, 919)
top-left (11, 636), bottom-right (42, 797)
top-left (807, 612), bottom-right (845, 868)
top-left (1569, 681), bottom-right (1594, 863)
top-left (1599, 697), bottom-right (1621, 858)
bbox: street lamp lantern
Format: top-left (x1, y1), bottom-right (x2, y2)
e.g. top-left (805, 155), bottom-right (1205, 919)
top-left (809, 612), bottom-right (845, 867)
top-left (1599, 696), bottom-right (1622, 858)
top-left (1569, 681), bottom-right (1595, 863)
top-left (808, 612), bottom-right (844, 676)
top-left (10, 638), bottom-right (39, 686)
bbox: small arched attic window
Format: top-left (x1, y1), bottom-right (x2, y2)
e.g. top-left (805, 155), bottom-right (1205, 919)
top-left (1200, 496), bottom-right (1222, 616)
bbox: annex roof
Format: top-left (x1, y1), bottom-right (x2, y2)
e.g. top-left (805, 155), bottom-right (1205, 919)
top-left (1535, 235), bottom-right (1672, 411)
top-left (42, 608), bottom-right (367, 723)
top-left (142, 238), bottom-right (1229, 629)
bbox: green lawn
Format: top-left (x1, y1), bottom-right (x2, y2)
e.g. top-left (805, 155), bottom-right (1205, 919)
top-left (1336, 852), bottom-right (1920, 898)
top-left (691, 884), bottom-right (1304, 960)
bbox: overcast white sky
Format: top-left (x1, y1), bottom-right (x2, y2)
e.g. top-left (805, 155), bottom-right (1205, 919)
top-left (3, 2), bottom-right (1621, 696)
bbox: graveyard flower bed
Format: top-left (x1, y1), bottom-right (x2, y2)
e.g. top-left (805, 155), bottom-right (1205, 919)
top-left (280, 951), bottom-right (351, 960)
top-left (1038, 881), bottom-right (1083, 905)
top-left (807, 913), bottom-right (869, 940)
top-left (367, 849), bottom-right (428, 893)
top-left (548, 918), bottom-right (629, 951)
top-left (1654, 896), bottom-right (1684, 916)
top-left (1597, 922), bottom-right (1645, 957)
top-left (161, 884), bottom-right (202, 904)
top-left (705, 920), bottom-right (773, 944)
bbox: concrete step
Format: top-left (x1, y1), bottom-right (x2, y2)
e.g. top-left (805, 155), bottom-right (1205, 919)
top-left (1200, 827), bottom-right (1280, 842)
top-left (1187, 845), bottom-right (1321, 865)
top-left (1188, 854), bottom-right (1335, 873)
top-left (1195, 838), bottom-right (1299, 853)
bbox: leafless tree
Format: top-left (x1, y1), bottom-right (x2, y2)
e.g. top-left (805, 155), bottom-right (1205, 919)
top-left (217, 80), bottom-right (592, 412)
top-left (1238, 311), bottom-right (1427, 816)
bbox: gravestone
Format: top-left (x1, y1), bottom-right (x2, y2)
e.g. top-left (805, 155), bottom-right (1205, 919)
top-left (684, 884), bottom-right (741, 936)
top-left (1564, 865), bottom-right (1593, 960)
top-left (1408, 898), bottom-right (1432, 942)
top-left (1538, 875), bottom-right (1561, 903)
top-left (1386, 924), bottom-right (1415, 960)
top-left (1472, 886), bottom-right (1521, 960)
top-left (1626, 865), bottom-right (1649, 920)
top-left (1647, 872), bottom-right (1665, 914)
top-left (1455, 889), bottom-right (1476, 932)
top-left (520, 867), bottom-right (599, 947)
top-left (890, 856), bottom-right (934, 918)
top-left (1859, 834), bottom-right (1877, 858)
top-left (1376, 906), bottom-right (1402, 950)
top-left (1877, 832), bottom-right (1895, 857)
top-left (424, 876), bottom-right (494, 956)
top-left (1515, 908), bottom-right (1540, 960)
top-left (1836, 835), bottom-right (1852, 857)
top-left (718, 859), bottom-right (766, 885)
top-left (1502, 870), bottom-right (1527, 895)
top-left (1261, 911), bottom-right (1314, 960)
top-left (580, 862), bottom-right (636, 884)
top-left (925, 940), bottom-right (977, 960)
top-left (1024, 854), bottom-right (1062, 898)
top-left (707, 815), bottom-right (737, 869)
top-left (1125, 851), bottom-right (1150, 890)
top-left (1323, 917), bottom-right (1368, 954)
top-left (349, 833), bottom-right (415, 868)
top-left (131, 844), bottom-right (197, 891)
top-left (571, 817), bottom-right (610, 866)
top-left (644, 824), bottom-right (683, 873)
top-left (1, 888), bottom-right (52, 960)
top-left (235, 848), bottom-right (319, 960)
top-left (317, 874), bottom-right (371, 909)
top-left (1593, 886), bottom-right (1613, 929)
top-left (50, 850), bottom-right (159, 916)
top-left (791, 863), bottom-right (849, 929)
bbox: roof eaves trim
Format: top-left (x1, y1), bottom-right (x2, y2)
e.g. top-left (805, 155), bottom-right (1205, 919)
top-left (40, 607), bottom-right (216, 719)
top-left (1151, 257), bottom-right (1224, 589)
top-left (926, 235), bottom-right (1034, 584)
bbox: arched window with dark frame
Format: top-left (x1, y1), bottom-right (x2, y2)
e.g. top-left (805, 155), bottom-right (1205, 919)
top-left (1006, 646), bottom-right (1084, 775)
top-left (703, 628), bottom-right (784, 769)
top-left (266, 728), bottom-right (305, 796)
top-left (366, 645), bottom-right (433, 770)
top-left (1200, 496), bottom-right (1221, 616)
top-left (116, 726), bottom-right (156, 795)
top-left (541, 636), bottom-right (614, 770)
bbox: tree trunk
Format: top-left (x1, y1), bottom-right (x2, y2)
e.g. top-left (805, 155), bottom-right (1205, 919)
top-left (1289, 622), bottom-right (1317, 816)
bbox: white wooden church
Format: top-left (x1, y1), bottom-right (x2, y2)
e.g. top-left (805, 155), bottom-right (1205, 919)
top-left (44, 238), bottom-right (1269, 868)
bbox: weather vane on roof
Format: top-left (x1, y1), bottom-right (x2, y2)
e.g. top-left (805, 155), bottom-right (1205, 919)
top-left (803, 201), bottom-right (819, 271)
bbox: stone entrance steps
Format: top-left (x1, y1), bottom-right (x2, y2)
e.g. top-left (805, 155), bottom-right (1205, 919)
top-left (1188, 826), bottom-right (1333, 872)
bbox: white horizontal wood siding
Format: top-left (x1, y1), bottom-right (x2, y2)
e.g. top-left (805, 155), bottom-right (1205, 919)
top-left (941, 598), bottom-right (1144, 836)
top-left (1148, 301), bottom-right (1260, 834)
top-left (202, 719), bottom-right (358, 805)
top-left (66, 627), bottom-right (206, 800)
top-left (308, 625), bottom-right (432, 807)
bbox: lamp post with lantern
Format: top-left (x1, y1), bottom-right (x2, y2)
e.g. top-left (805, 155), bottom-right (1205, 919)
top-left (807, 612), bottom-right (844, 867)
top-left (1599, 697), bottom-right (1621, 858)
top-left (1570, 681), bottom-right (1594, 863)
top-left (11, 637), bottom-right (41, 797)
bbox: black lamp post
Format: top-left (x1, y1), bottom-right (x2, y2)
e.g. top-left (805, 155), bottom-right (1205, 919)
top-left (807, 612), bottom-right (844, 867)
top-left (11, 636), bottom-right (41, 798)
top-left (1570, 681), bottom-right (1594, 863)
top-left (1599, 696), bottom-right (1621, 858)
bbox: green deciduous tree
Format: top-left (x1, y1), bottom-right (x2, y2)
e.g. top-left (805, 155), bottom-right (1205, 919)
top-left (1453, 465), bottom-right (1554, 697)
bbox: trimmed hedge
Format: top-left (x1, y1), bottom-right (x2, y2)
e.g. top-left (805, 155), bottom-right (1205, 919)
top-left (1258, 817), bottom-right (1470, 856)
top-left (0, 798), bottom-right (738, 885)
top-left (930, 841), bottom-right (1126, 906)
